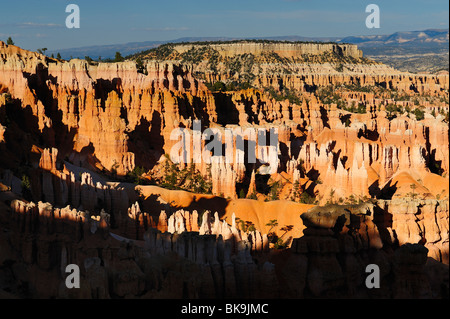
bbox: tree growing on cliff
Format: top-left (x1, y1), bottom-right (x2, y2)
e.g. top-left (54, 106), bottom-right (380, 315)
top-left (110, 161), bottom-right (119, 179)
top-left (299, 191), bottom-right (315, 204)
top-left (347, 194), bottom-right (357, 205)
top-left (344, 117), bottom-right (351, 127)
top-left (85, 56), bottom-right (93, 65)
top-left (356, 103), bottom-right (367, 114)
top-left (161, 158), bottom-right (212, 194)
top-left (114, 51), bottom-right (124, 62)
top-left (235, 218), bottom-right (256, 233)
top-left (209, 81), bottom-right (226, 92)
top-left (127, 166), bottom-right (146, 185)
top-left (335, 63), bottom-right (344, 72)
top-left (326, 188), bottom-right (336, 205)
top-left (413, 108), bottom-right (425, 121)
top-left (268, 179), bottom-right (283, 201)
top-left (6, 37), bottom-right (14, 45)
top-left (280, 225), bottom-right (294, 237)
top-left (247, 192), bottom-right (258, 200)
top-left (37, 48), bottom-right (47, 56)
top-left (385, 103), bottom-right (403, 120)
top-left (265, 219), bottom-right (279, 243)
top-left (290, 180), bottom-right (301, 202)
top-left (266, 219), bottom-right (279, 233)
top-left (21, 174), bottom-right (32, 201)
top-left (409, 183), bottom-right (418, 199)
top-left (162, 157), bottom-right (179, 189)
top-left (135, 57), bottom-right (147, 75)
top-left (274, 225), bottom-right (294, 249)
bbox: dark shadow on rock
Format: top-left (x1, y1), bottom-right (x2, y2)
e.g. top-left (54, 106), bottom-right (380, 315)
top-left (214, 92), bottom-right (240, 125)
top-left (127, 112), bottom-right (165, 171)
top-left (319, 105), bottom-right (330, 129)
top-left (183, 195), bottom-right (230, 218)
top-left (94, 78), bottom-right (123, 110)
top-left (378, 180), bottom-right (398, 200)
top-left (368, 180), bottom-right (381, 198)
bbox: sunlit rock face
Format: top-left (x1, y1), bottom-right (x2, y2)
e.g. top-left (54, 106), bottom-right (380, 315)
top-left (0, 40), bottom-right (448, 299)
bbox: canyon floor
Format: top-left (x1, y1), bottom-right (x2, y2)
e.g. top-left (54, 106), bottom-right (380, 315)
top-left (0, 40), bottom-right (448, 299)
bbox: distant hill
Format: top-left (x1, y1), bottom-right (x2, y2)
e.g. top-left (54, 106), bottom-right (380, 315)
top-left (344, 29), bottom-right (449, 73)
top-left (340, 29), bottom-right (448, 45)
top-left (47, 37), bottom-right (242, 60)
top-left (48, 29), bottom-right (449, 73)
top-left (48, 40), bottom-right (165, 60)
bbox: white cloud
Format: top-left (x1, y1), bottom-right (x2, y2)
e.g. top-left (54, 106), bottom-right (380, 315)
top-left (17, 22), bottom-right (63, 28)
top-left (135, 26), bottom-right (190, 32)
top-left (0, 33), bottom-right (21, 38)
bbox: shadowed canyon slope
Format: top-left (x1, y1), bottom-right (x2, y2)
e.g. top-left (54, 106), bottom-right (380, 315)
top-left (0, 40), bottom-right (448, 299)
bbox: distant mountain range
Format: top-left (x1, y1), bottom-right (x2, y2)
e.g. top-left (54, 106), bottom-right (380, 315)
top-left (351, 29), bottom-right (448, 73)
top-left (48, 29), bottom-right (449, 73)
top-left (340, 29), bottom-right (448, 45)
top-left (48, 37), bottom-right (239, 60)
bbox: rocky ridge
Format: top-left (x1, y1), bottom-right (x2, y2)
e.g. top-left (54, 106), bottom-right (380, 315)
top-left (1, 191), bottom-right (447, 298)
top-left (0, 40), bottom-right (448, 298)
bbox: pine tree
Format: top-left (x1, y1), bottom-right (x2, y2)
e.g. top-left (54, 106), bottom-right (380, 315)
top-left (114, 51), bottom-right (124, 62)
top-left (6, 37), bottom-right (14, 45)
top-left (410, 183), bottom-right (417, 199)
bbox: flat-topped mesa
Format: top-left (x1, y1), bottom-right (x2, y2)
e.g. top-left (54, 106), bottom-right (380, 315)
top-left (172, 41), bottom-right (363, 59)
top-left (141, 40), bottom-right (448, 97)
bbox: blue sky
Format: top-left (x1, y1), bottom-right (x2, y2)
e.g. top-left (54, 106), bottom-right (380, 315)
top-left (0, 0), bottom-right (448, 51)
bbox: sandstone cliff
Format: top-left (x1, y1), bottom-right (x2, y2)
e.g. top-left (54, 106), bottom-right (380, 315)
top-left (0, 40), bottom-right (448, 299)
top-left (1, 194), bottom-right (447, 298)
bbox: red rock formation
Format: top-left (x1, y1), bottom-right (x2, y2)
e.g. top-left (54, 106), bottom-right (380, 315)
top-left (1, 41), bottom-right (448, 200)
top-left (379, 198), bottom-right (449, 264)
top-left (0, 41), bottom-right (448, 299)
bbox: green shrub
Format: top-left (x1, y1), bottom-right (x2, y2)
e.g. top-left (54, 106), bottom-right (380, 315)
top-left (127, 166), bottom-right (146, 184)
top-left (135, 57), bottom-right (147, 74)
top-left (344, 117), bottom-right (351, 127)
top-left (335, 63), bottom-right (344, 72)
top-left (212, 81), bottom-right (226, 92)
top-left (110, 161), bottom-right (119, 178)
top-left (162, 158), bottom-right (212, 194)
top-left (299, 192), bottom-right (315, 204)
top-left (21, 174), bottom-right (32, 201)
top-left (268, 180), bottom-right (282, 201)
top-left (413, 108), bottom-right (425, 121)
top-left (114, 52), bottom-right (124, 62)
top-left (356, 103), bottom-right (366, 114)
top-left (265, 86), bottom-right (301, 104)
top-left (84, 56), bottom-right (94, 65)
